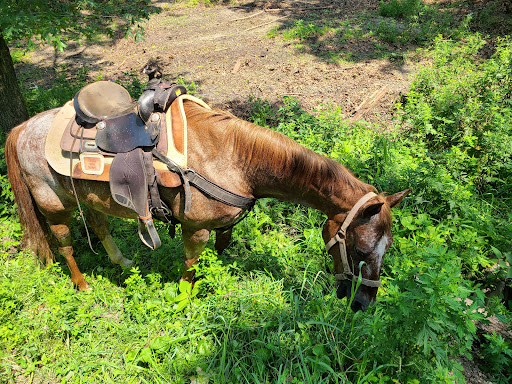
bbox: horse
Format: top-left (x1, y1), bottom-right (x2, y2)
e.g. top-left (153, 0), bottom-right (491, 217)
top-left (5, 99), bottom-right (409, 312)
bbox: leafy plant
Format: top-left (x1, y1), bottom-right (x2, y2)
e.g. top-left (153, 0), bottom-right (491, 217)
top-left (20, 68), bottom-right (89, 116)
top-left (282, 19), bottom-right (331, 41)
top-left (401, 35), bottom-right (512, 194)
top-left (379, 0), bottom-right (422, 18)
top-left (480, 332), bottom-right (512, 383)
top-left (377, 0), bottom-right (457, 44)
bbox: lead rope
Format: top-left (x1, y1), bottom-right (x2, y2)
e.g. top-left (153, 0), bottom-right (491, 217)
top-left (69, 125), bottom-right (98, 255)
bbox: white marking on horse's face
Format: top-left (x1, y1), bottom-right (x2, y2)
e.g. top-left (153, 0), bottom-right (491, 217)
top-left (375, 234), bottom-right (389, 265)
top-left (365, 234), bottom-right (389, 276)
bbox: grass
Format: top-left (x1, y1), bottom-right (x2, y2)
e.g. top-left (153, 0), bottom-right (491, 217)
top-left (266, 1), bottom-right (457, 62)
top-left (0, 233), bottom-right (368, 383)
top-left (2, 86), bottom-right (510, 381)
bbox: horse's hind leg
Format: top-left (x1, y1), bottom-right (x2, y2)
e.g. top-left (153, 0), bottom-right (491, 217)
top-left (85, 209), bottom-right (133, 267)
top-left (215, 227), bottom-right (233, 255)
top-left (46, 212), bottom-right (90, 291)
top-left (27, 183), bottom-right (90, 290)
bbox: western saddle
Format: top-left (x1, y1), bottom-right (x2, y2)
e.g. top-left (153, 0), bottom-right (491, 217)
top-left (62, 78), bottom-right (255, 251)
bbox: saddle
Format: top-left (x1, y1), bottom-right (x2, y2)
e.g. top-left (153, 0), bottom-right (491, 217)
top-left (46, 80), bottom-right (209, 250)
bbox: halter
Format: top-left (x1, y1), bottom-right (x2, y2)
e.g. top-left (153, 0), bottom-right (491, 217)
top-left (325, 192), bottom-right (382, 288)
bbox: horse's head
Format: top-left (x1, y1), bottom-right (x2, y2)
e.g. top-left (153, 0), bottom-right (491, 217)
top-left (323, 189), bottom-right (410, 312)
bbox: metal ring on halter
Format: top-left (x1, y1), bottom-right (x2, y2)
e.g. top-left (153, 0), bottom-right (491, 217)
top-left (325, 192), bottom-right (382, 288)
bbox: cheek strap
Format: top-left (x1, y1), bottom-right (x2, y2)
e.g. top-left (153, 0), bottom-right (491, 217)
top-left (325, 192), bottom-right (382, 288)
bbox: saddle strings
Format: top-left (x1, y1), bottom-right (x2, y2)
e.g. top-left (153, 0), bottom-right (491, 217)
top-left (69, 125), bottom-right (98, 255)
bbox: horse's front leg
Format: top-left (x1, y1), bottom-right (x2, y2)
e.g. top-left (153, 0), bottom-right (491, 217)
top-left (181, 226), bottom-right (210, 282)
top-left (85, 209), bottom-right (133, 267)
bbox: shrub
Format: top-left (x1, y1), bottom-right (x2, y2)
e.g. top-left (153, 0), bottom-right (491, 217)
top-left (401, 35), bottom-right (512, 194)
top-left (379, 0), bottom-right (422, 18)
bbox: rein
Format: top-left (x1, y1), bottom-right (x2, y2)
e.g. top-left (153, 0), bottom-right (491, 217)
top-left (325, 192), bottom-right (382, 288)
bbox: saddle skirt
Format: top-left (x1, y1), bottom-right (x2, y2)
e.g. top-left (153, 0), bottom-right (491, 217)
top-left (45, 94), bottom-right (210, 187)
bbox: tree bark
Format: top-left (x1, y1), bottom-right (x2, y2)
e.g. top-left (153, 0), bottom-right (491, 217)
top-left (0, 33), bottom-right (28, 135)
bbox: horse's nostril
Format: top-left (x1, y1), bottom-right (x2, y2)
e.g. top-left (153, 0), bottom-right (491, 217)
top-left (351, 298), bottom-right (368, 312)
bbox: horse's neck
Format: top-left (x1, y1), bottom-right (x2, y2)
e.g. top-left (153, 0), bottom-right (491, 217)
top-left (248, 144), bottom-right (370, 215)
top-left (183, 101), bottom-right (370, 215)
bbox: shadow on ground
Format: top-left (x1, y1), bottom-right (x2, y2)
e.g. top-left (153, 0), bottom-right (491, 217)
top-left (230, 0), bottom-right (512, 63)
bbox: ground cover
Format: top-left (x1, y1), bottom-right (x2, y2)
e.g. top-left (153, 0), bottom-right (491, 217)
top-left (1, 1), bottom-right (512, 383)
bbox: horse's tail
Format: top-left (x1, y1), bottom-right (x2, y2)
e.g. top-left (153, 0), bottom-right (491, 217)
top-left (5, 123), bottom-right (53, 263)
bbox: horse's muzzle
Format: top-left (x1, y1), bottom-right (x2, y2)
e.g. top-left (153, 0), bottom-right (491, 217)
top-left (336, 280), bottom-right (375, 312)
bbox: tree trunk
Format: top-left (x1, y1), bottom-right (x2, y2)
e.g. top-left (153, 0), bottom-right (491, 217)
top-left (0, 33), bottom-right (28, 135)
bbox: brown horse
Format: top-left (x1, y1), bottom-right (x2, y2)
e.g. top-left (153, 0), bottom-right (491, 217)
top-left (5, 99), bottom-right (409, 312)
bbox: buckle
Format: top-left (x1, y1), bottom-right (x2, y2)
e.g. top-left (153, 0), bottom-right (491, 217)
top-left (151, 206), bottom-right (171, 217)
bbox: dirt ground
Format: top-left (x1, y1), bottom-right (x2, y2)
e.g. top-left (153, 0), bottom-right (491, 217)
top-left (15, 1), bottom-right (510, 383)
top-left (23, 0), bottom-right (416, 125)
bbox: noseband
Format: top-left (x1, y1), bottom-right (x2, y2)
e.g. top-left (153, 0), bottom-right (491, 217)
top-left (325, 192), bottom-right (382, 288)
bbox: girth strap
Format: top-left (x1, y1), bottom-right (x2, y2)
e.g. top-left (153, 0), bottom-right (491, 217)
top-left (182, 169), bottom-right (256, 208)
top-left (152, 148), bottom-right (193, 212)
top-left (142, 151), bottom-right (178, 239)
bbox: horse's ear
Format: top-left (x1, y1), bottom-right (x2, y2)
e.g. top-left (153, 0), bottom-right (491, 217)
top-left (386, 189), bottom-right (411, 208)
top-left (361, 202), bottom-right (384, 218)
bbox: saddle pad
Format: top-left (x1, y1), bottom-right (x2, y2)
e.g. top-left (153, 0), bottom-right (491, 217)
top-left (45, 95), bottom-right (210, 186)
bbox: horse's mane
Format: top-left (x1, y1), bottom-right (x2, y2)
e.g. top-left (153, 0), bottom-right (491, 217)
top-left (185, 101), bottom-right (369, 196)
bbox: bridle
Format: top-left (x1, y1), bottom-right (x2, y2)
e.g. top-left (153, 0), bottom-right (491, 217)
top-left (325, 192), bottom-right (382, 288)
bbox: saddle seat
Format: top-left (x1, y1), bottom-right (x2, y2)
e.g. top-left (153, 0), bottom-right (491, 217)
top-left (74, 81), bottom-right (136, 124)
top-left (74, 81), bottom-right (158, 153)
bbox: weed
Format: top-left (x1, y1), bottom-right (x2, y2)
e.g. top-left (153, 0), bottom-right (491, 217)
top-left (379, 0), bottom-right (422, 19)
top-left (401, 35), bottom-right (512, 194)
top-left (175, 76), bottom-right (198, 95)
top-left (20, 67), bottom-right (89, 116)
top-left (480, 332), bottom-right (512, 383)
top-left (267, 26), bottom-right (279, 39)
top-left (282, 20), bottom-right (330, 41)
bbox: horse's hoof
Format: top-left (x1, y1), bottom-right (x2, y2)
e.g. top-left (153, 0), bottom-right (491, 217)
top-left (78, 281), bottom-right (91, 291)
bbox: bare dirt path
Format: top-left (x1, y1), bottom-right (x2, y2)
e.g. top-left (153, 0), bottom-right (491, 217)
top-left (22, 0), bottom-right (417, 125)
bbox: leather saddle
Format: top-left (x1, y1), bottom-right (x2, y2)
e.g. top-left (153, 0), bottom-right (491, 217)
top-left (74, 80), bottom-right (186, 153)
top-left (50, 80), bottom-right (197, 250)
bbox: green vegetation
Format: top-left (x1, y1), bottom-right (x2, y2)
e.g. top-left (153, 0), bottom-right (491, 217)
top-left (0, 0), bottom-right (155, 134)
top-left (1, 1), bottom-right (512, 383)
top-left (269, 0), bottom-right (459, 62)
top-left (269, 0), bottom-right (511, 63)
